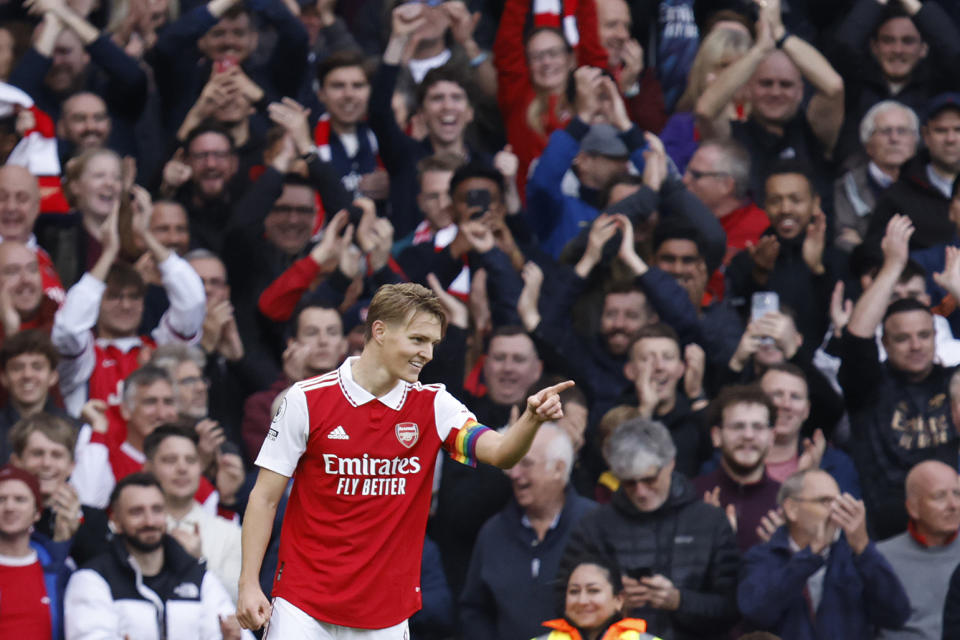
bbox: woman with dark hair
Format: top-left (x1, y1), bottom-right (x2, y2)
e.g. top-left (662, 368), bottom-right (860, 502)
top-left (532, 556), bottom-right (662, 640)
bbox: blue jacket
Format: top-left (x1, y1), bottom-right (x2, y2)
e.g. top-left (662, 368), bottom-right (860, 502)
top-left (31, 532), bottom-right (73, 640)
top-left (460, 488), bottom-right (598, 640)
top-left (738, 526), bottom-right (910, 640)
top-left (526, 118), bottom-right (647, 258)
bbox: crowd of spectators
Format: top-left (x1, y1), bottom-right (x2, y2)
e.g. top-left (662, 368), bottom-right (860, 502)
top-left (2, 0), bottom-right (960, 637)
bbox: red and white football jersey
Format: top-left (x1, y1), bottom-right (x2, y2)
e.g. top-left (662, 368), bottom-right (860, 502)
top-left (256, 357), bottom-right (490, 629)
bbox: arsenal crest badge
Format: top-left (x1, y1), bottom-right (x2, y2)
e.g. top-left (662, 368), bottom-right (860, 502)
top-left (395, 422), bottom-right (419, 448)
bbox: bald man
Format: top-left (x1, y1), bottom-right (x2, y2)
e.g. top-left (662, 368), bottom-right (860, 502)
top-left (0, 167), bottom-right (64, 304)
top-left (876, 460), bottom-right (960, 640)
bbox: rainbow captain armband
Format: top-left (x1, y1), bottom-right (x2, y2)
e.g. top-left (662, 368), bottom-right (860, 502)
top-left (448, 419), bottom-right (491, 467)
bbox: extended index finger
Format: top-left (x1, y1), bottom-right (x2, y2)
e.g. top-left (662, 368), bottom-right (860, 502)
top-left (544, 380), bottom-right (575, 395)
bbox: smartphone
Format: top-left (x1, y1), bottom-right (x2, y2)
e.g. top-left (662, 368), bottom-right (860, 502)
top-left (751, 291), bottom-right (779, 345)
top-left (625, 566), bottom-right (653, 581)
top-left (750, 291), bottom-right (779, 323)
top-left (347, 204), bottom-right (365, 228)
top-left (465, 189), bottom-right (491, 219)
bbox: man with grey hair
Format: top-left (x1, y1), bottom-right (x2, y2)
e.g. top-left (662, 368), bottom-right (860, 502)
top-left (70, 366), bottom-right (178, 508)
top-left (738, 468), bottom-right (910, 638)
top-left (834, 101), bottom-right (919, 251)
top-left (460, 423), bottom-right (596, 640)
top-left (683, 139), bottom-right (769, 269)
top-left (560, 418), bottom-right (740, 640)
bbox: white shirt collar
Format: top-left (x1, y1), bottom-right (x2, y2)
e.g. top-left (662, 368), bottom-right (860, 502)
top-left (867, 161), bottom-right (895, 189)
top-left (926, 163), bottom-right (954, 199)
top-left (408, 49), bottom-right (452, 84)
top-left (338, 356), bottom-right (408, 411)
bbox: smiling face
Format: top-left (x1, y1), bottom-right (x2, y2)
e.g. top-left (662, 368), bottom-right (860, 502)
top-left (483, 333), bottom-right (543, 406)
top-left (596, 0), bottom-right (631, 67)
top-left (764, 172), bottom-right (818, 240)
top-left (111, 484), bottom-right (166, 552)
top-left (147, 435), bottom-right (201, 504)
top-left (122, 380), bottom-right (178, 444)
top-left (46, 29), bottom-right (89, 94)
top-left (375, 311), bottom-right (443, 384)
top-left (628, 337), bottom-right (684, 406)
top-left (0, 166), bottom-right (40, 244)
top-left (264, 184), bottom-right (316, 255)
top-left (747, 51), bottom-right (804, 127)
top-left (870, 17), bottom-right (926, 83)
top-left (0, 351), bottom-right (56, 412)
top-left (59, 93), bottom-right (111, 152)
top-left (98, 284), bottom-right (144, 338)
top-left (197, 12), bottom-right (257, 63)
top-left (73, 152), bottom-right (122, 222)
top-left (565, 563), bottom-right (624, 632)
top-left (150, 202), bottom-right (190, 255)
top-left (12, 431), bottom-right (73, 501)
top-left (186, 132), bottom-right (237, 201)
top-left (0, 242), bottom-right (43, 317)
top-left (506, 426), bottom-right (567, 511)
top-left (601, 291), bottom-right (653, 356)
top-left (760, 369), bottom-right (809, 443)
top-left (294, 307), bottom-right (347, 376)
top-left (421, 80), bottom-right (473, 147)
top-left (655, 238), bottom-right (706, 305)
top-left (0, 478), bottom-right (39, 539)
top-left (712, 402), bottom-right (773, 477)
top-left (527, 30), bottom-right (575, 94)
top-left (173, 360), bottom-right (207, 420)
top-left (319, 66), bottom-right (371, 129)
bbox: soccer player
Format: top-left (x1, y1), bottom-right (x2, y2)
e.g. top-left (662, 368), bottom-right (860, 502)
top-left (237, 283), bottom-right (573, 638)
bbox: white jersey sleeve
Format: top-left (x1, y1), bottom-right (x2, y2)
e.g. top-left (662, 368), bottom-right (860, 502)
top-left (255, 384), bottom-right (310, 478)
top-left (432, 387), bottom-right (477, 442)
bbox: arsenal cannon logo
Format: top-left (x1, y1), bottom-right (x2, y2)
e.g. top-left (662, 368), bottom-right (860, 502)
top-left (395, 422), bottom-right (420, 448)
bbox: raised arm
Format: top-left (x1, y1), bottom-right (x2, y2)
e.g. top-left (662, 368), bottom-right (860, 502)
top-left (847, 214), bottom-right (913, 338)
top-left (762, 0), bottom-right (844, 154)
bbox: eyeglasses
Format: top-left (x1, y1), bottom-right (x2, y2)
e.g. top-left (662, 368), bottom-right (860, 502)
top-left (528, 47), bottom-right (568, 64)
top-left (177, 376), bottom-right (209, 387)
top-left (873, 126), bottom-right (915, 138)
top-left (271, 205), bottom-right (316, 216)
top-left (686, 169), bottom-right (729, 180)
top-left (621, 467), bottom-right (663, 487)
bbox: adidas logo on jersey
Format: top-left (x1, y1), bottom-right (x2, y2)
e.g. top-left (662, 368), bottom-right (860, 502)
top-left (328, 426), bottom-right (350, 440)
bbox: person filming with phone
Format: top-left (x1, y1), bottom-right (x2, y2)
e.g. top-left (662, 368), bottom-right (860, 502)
top-left (560, 417), bottom-right (740, 640)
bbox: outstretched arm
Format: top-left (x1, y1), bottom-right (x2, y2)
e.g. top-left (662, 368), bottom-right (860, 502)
top-left (474, 380), bottom-right (574, 468)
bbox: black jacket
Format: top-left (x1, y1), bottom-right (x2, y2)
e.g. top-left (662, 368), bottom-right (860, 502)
top-left (560, 474), bottom-right (740, 640)
top-left (839, 330), bottom-right (958, 540)
top-left (866, 153), bottom-right (953, 251)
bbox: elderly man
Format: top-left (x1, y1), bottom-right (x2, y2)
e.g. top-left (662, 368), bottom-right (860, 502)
top-left (739, 469), bottom-right (910, 639)
top-left (876, 460), bottom-right (960, 640)
top-left (561, 418), bottom-right (740, 640)
top-left (683, 139), bottom-right (768, 269)
top-left (460, 424), bottom-right (595, 640)
top-left (834, 101), bottom-right (919, 251)
top-left (867, 94), bottom-right (960, 249)
top-left (0, 166), bottom-right (64, 302)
